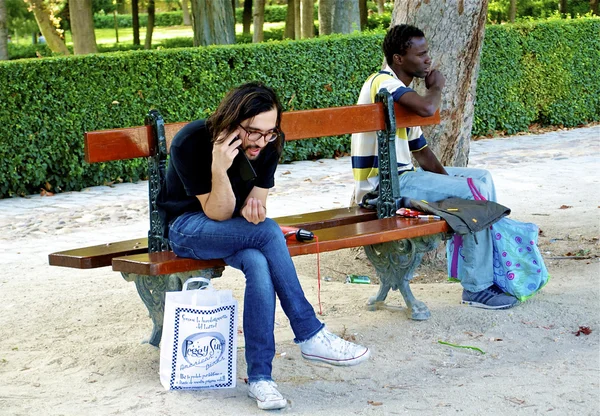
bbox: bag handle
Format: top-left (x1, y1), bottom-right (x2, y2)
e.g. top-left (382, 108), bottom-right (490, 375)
top-left (467, 177), bottom-right (487, 201)
top-left (182, 277), bottom-right (212, 292)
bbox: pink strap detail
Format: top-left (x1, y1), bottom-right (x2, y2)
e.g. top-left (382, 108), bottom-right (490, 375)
top-left (467, 177), bottom-right (487, 201)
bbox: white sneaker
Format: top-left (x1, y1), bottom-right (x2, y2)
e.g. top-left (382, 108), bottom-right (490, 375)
top-left (248, 380), bottom-right (287, 410)
top-left (300, 327), bottom-right (370, 366)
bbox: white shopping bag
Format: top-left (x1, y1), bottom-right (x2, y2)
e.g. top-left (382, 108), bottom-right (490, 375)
top-left (159, 277), bottom-right (238, 390)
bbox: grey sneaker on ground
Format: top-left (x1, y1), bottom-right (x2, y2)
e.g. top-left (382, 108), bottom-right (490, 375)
top-left (300, 327), bottom-right (371, 366)
top-left (462, 284), bottom-right (519, 310)
top-left (248, 380), bottom-right (287, 410)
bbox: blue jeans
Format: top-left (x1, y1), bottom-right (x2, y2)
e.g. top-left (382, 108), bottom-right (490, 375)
top-left (169, 212), bottom-right (324, 383)
top-left (398, 167), bottom-right (497, 292)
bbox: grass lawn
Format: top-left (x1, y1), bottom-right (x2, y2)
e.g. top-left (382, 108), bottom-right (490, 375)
top-left (14, 23), bottom-right (286, 46)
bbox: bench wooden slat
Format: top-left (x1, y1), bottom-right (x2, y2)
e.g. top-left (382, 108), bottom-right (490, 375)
top-left (112, 218), bottom-right (449, 276)
top-left (84, 104), bottom-right (440, 163)
top-left (48, 238), bottom-right (147, 269)
top-left (47, 207), bottom-right (378, 270)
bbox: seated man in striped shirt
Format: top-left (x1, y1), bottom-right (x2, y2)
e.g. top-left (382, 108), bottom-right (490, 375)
top-left (351, 24), bottom-right (518, 310)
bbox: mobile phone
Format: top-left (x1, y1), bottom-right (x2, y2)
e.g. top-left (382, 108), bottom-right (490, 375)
top-left (238, 146), bottom-right (257, 182)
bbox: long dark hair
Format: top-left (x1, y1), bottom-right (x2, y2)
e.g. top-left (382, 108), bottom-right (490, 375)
top-left (207, 82), bottom-right (284, 153)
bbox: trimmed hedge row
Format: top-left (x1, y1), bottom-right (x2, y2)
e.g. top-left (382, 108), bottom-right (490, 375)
top-left (474, 18), bottom-right (600, 134)
top-left (0, 18), bottom-right (598, 198)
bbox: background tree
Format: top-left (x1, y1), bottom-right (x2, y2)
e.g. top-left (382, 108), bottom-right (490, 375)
top-left (559, 0), bottom-right (568, 14)
top-left (591, 0), bottom-right (598, 14)
top-left (24, 0), bottom-right (69, 54)
top-left (243, 0), bottom-right (251, 35)
top-left (131, 0), bottom-right (139, 45)
top-left (190, 0), bottom-right (235, 46)
top-left (0, 0), bottom-right (7, 60)
top-left (300, 0), bottom-right (313, 38)
top-left (144, 0), bottom-right (155, 49)
top-left (318, 0), bottom-right (333, 36)
top-left (358, 0), bottom-right (367, 30)
top-left (376, 0), bottom-right (384, 14)
top-left (332, 0), bottom-right (360, 34)
top-left (181, 0), bottom-right (191, 25)
top-left (392, 0), bottom-right (489, 168)
top-left (509, 0), bottom-right (516, 21)
top-left (253, 0), bottom-right (264, 42)
top-left (69, 0), bottom-right (97, 54)
top-left (284, 0), bottom-right (295, 38)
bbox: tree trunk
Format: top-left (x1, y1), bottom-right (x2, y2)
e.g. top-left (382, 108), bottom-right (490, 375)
top-left (392, 0), bottom-right (489, 168)
top-left (294, 0), bottom-right (301, 39)
top-left (144, 0), bottom-right (155, 49)
top-left (285, 0), bottom-right (295, 38)
top-left (332, 0), bottom-right (360, 34)
top-left (376, 0), bottom-right (385, 14)
top-left (300, 0), bottom-right (314, 38)
top-left (253, 0), bottom-right (265, 42)
top-left (190, 0), bottom-right (235, 46)
top-left (591, 0), bottom-right (599, 15)
top-left (182, 0), bottom-right (192, 25)
top-left (319, 0), bottom-right (334, 36)
top-left (508, 0), bottom-right (516, 22)
top-left (243, 0), bottom-right (252, 35)
top-left (0, 0), bottom-right (7, 60)
top-left (132, 0), bottom-right (140, 45)
top-left (358, 0), bottom-right (367, 30)
top-left (70, 0), bottom-right (97, 54)
top-left (559, 0), bottom-right (568, 14)
top-left (27, 0), bottom-right (70, 55)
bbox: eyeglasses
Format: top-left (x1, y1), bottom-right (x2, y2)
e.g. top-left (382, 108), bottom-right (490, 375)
top-left (239, 124), bottom-right (280, 143)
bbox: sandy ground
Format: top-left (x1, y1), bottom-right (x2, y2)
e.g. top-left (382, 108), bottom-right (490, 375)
top-left (0, 126), bottom-right (599, 415)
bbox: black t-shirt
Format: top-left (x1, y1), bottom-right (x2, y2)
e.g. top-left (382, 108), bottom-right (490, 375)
top-left (157, 119), bottom-right (281, 227)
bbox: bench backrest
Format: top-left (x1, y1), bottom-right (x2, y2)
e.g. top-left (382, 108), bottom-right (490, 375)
top-left (83, 91), bottom-right (440, 253)
top-left (85, 102), bottom-right (438, 163)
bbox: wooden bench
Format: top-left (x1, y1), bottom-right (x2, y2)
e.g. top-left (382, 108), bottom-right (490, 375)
top-left (49, 91), bottom-right (449, 347)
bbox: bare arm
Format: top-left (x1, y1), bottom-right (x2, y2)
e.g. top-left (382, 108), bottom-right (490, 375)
top-left (240, 186), bottom-right (269, 225)
top-left (397, 69), bottom-right (445, 117)
top-left (412, 146), bottom-right (448, 175)
top-left (196, 129), bottom-right (242, 221)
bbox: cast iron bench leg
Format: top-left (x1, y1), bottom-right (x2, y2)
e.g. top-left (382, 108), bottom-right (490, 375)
top-left (121, 267), bottom-right (225, 347)
top-left (364, 234), bottom-right (443, 320)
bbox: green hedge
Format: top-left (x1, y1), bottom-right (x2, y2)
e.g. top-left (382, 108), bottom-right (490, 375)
top-left (474, 18), bottom-right (600, 134)
top-left (93, 11), bottom-right (184, 29)
top-left (1, 18), bottom-right (598, 198)
top-left (0, 33), bottom-right (384, 197)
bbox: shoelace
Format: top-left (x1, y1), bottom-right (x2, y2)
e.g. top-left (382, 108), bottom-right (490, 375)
top-left (253, 381), bottom-right (282, 400)
top-left (322, 330), bottom-right (355, 354)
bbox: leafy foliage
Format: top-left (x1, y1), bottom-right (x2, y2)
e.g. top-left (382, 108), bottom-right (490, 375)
top-left (0, 19), bottom-right (598, 198)
top-left (474, 18), bottom-right (600, 135)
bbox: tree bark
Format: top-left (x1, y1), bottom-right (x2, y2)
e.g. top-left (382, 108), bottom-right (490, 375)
top-left (132, 0), bottom-right (140, 45)
top-left (182, 0), bottom-right (192, 25)
top-left (358, 0), bottom-right (367, 30)
top-left (509, 0), bottom-right (516, 22)
top-left (243, 0), bottom-right (252, 35)
top-left (190, 0), bottom-right (235, 46)
top-left (285, 0), bottom-right (295, 38)
top-left (559, 0), bottom-right (568, 14)
top-left (253, 0), bottom-right (265, 42)
top-left (300, 0), bottom-right (314, 38)
top-left (591, 0), bottom-right (599, 15)
top-left (144, 0), bottom-right (155, 49)
top-left (376, 0), bottom-right (385, 14)
top-left (70, 0), bottom-right (97, 54)
top-left (332, 0), bottom-right (360, 34)
top-left (294, 0), bottom-right (301, 39)
top-left (0, 0), bottom-right (7, 60)
top-left (392, 0), bottom-right (489, 168)
top-left (319, 0), bottom-right (334, 36)
top-left (27, 0), bottom-right (70, 55)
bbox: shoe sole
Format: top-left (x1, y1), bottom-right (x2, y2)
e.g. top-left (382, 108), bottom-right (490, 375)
top-left (301, 348), bottom-right (371, 366)
top-left (461, 300), bottom-right (518, 310)
top-left (248, 392), bottom-right (287, 410)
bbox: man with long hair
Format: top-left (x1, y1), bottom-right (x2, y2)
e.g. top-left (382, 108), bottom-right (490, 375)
top-left (159, 82), bottom-right (370, 410)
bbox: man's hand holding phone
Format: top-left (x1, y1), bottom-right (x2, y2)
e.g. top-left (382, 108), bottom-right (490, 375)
top-left (241, 197), bottom-right (266, 224)
top-left (212, 129), bottom-right (241, 173)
